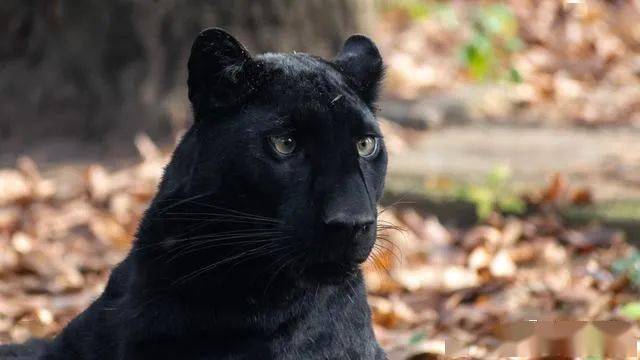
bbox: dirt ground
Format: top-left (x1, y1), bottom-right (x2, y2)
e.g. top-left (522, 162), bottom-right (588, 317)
top-left (389, 124), bottom-right (640, 201)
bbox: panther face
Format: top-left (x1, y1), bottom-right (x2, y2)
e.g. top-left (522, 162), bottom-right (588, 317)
top-left (154, 28), bottom-right (386, 284)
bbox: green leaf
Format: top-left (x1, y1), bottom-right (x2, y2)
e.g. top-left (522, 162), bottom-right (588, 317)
top-left (461, 34), bottom-right (493, 80)
top-left (612, 250), bottom-right (638, 273)
top-left (459, 3), bottom-right (522, 82)
top-left (620, 302), bottom-right (640, 320)
top-left (509, 67), bottom-right (522, 84)
top-left (487, 165), bottom-right (512, 189)
top-left (612, 249), bottom-right (640, 287)
top-left (403, 0), bottom-right (430, 21)
top-left (382, 0), bottom-right (431, 21)
top-left (467, 186), bottom-right (495, 220)
top-left (498, 195), bottom-right (526, 215)
top-left (480, 4), bottom-right (518, 38)
top-left (453, 163), bottom-right (526, 221)
top-left (476, 200), bottom-right (494, 220)
top-left (612, 258), bottom-right (631, 273)
top-left (408, 330), bottom-right (426, 345)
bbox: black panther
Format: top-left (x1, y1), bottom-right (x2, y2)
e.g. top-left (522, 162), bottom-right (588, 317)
top-left (1, 28), bottom-right (388, 359)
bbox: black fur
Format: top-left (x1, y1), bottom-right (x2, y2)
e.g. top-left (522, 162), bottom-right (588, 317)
top-left (3, 28), bottom-right (387, 359)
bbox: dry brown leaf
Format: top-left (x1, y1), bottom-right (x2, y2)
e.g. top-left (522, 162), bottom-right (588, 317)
top-left (109, 192), bottom-right (136, 226)
top-left (0, 170), bottom-right (31, 206)
top-left (0, 238), bottom-right (19, 274)
top-left (564, 228), bottom-right (622, 251)
top-left (570, 187), bottom-right (593, 205)
top-left (543, 240), bottom-right (568, 266)
top-left (542, 173), bottom-right (568, 204)
top-left (468, 246), bottom-right (491, 271)
top-left (89, 215), bottom-right (130, 249)
top-left (489, 250), bottom-right (517, 278)
top-left (393, 265), bottom-right (479, 292)
top-left (508, 242), bottom-right (537, 264)
top-left (0, 206), bottom-right (21, 232)
top-left (11, 232), bottom-right (33, 254)
top-left (135, 133), bottom-right (162, 162)
top-left (423, 216), bottom-right (452, 246)
top-left (500, 217), bottom-right (523, 248)
top-left (85, 165), bottom-right (112, 203)
top-left (369, 295), bottom-right (417, 329)
top-left (463, 226), bottom-right (502, 250)
top-left (33, 180), bottom-right (56, 201)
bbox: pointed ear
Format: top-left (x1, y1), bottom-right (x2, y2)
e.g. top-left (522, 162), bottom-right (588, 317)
top-left (334, 35), bottom-right (384, 107)
top-left (188, 28), bottom-right (263, 113)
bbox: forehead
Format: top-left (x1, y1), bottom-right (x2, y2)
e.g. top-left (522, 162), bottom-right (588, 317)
top-left (253, 53), bottom-right (377, 131)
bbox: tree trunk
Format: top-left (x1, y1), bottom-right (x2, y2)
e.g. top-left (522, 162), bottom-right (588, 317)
top-left (0, 0), bottom-right (374, 150)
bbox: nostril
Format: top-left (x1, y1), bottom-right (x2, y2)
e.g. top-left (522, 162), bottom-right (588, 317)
top-left (353, 219), bottom-right (374, 236)
top-left (323, 215), bottom-right (374, 238)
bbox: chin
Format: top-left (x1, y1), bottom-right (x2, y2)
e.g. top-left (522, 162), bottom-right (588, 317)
top-left (300, 259), bottom-right (362, 285)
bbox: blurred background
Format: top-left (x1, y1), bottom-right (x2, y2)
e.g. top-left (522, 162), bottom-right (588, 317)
top-left (2, 0), bottom-right (640, 358)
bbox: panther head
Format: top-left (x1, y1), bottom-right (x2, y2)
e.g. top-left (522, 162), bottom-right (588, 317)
top-left (146, 28), bottom-right (387, 286)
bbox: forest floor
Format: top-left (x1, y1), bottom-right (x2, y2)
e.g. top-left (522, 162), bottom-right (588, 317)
top-left (387, 121), bottom-right (640, 201)
top-left (1, 119), bottom-right (640, 359)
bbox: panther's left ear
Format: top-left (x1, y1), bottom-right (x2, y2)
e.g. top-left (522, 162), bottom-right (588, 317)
top-left (334, 35), bottom-right (384, 107)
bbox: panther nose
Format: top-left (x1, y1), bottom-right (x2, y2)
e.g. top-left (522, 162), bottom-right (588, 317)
top-left (323, 214), bottom-right (375, 239)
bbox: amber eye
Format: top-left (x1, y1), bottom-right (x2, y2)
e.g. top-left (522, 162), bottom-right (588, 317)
top-left (356, 136), bottom-right (378, 158)
top-left (270, 135), bottom-right (297, 156)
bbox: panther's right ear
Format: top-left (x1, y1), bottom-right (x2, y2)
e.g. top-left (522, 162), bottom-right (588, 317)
top-left (334, 35), bottom-right (384, 108)
top-left (188, 28), bottom-right (263, 113)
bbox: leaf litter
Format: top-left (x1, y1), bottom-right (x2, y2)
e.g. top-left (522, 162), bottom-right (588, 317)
top-left (0, 132), bottom-right (637, 359)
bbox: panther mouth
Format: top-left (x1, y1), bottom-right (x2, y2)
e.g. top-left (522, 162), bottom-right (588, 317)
top-left (302, 260), bottom-right (360, 282)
